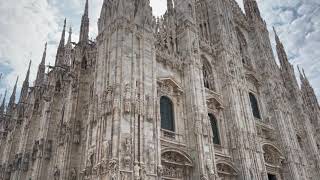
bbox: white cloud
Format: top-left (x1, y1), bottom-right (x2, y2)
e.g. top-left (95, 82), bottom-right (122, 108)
top-left (0, 0), bottom-right (60, 95)
top-left (0, 0), bottom-right (319, 101)
top-left (150, 0), bottom-right (167, 16)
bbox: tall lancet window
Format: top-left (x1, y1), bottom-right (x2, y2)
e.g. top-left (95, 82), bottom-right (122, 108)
top-left (209, 113), bottom-right (220, 145)
top-left (160, 96), bottom-right (175, 132)
top-left (202, 58), bottom-right (215, 91)
top-left (249, 92), bottom-right (261, 119)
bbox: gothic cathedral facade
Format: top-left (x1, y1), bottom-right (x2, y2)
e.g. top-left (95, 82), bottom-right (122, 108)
top-left (0, 0), bottom-right (320, 180)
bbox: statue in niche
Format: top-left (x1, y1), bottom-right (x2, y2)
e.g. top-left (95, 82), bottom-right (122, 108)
top-left (73, 121), bottom-right (81, 144)
top-left (108, 159), bottom-right (118, 180)
top-left (157, 165), bottom-right (163, 177)
top-left (121, 171), bottom-right (128, 180)
top-left (146, 95), bottom-right (153, 121)
top-left (123, 138), bottom-right (132, 168)
top-left (123, 84), bottom-right (131, 114)
top-left (140, 165), bottom-right (147, 180)
top-left (146, 143), bottom-right (155, 172)
top-left (38, 138), bottom-right (44, 158)
top-left (70, 168), bottom-right (77, 180)
top-left (134, 163), bottom-right (141, 180)
top-left (17, 153), bottom-right (22, 170)
top-left (228, 60), bottom-right (236, 76)
top-left (105, 87), bottom-right (113, 115)
top-left (123, 138), bottom-right (131, 154)
top-left (22, 153), bottom-right (30, 171)
top-left (32, 141), bottom-right (39, 161)
top-left (87, 153), bottom-right (94, 168)
top-left (53, 166), bottom-right (60, 180)
top-left (59, 124), bottom-right (66, 145)
top-left (206, 159), bottom-right (214, 176)
top-left (107, 140), bottom-right (112, 159)
top-left (45, 140), bottom-right (53, 160)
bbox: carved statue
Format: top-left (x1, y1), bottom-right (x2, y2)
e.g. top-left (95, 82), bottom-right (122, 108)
top-left (38, 138), bottom-right (44, 158)
top-left (120, 171), bottom-right (128, 180)
top-left (73, 121), bottom-right (81, 144)
top-left (105, 87), bottom-right (113, 115)
top-left (53, 166), bottom-right (60, 180)
top-left (124, 84), bottom-right (131, 113)
top-left (108, 159), bottom-right (118, 180)
top-left (32, 141), bottom-right (39, 161)
top-left (134, 163), bottom-right (141, 180)
top-left (45, 140), bottom-right (53, 160)
top-left (22, 153), bottom-right (30, 171)
top-left (59, 124), bottom-right (66, 145)
top-left (70, 168), bottom-right (77, 180)
top-left (157, 165), bottom-right (163, 177)
top-left (146, 95), bottom-right (153, 121)
top-left (140, 165), bottom-right (147, 180)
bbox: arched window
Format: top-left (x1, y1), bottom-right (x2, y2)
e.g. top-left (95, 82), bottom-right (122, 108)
top-left (209, 113), bottom-right (220, 145)
top-left (202, 58), bottom-right (215, 91)
top-left (249, 92), bottom-right (261, 119)
top-left (160, 96), bottom-right (175, 131)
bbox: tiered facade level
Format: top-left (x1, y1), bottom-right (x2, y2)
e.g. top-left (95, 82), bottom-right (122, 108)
top-left (0, 0), bottom-right (320, 179)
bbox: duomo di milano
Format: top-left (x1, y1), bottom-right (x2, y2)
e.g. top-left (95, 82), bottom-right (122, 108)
top-left (0, 0), bottom-right (320, 179)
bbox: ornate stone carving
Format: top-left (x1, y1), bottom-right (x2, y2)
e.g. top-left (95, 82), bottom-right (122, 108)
top-left (22, 153), bottom-right (30, 171)
top-left (45, 140), bottom-right (53, 160)
top-left (145, 95), bottom-right (153, 121)
top-left (162, 164), bottom-right (184, 179)
top-left (32, 140), bottom-right (39, 161)
top-left (38, 138), bottom-right (44, 158)
top-left (123, 84), bottom-right (131, 114)
top-left (59, 123), bottom-right (67, 146)
top-left (157, 165), bottom-right (163, 177)
top-left (108, 159), bottom-right (118, 180)
top-left (122, 137), bottom-right (132, 168)
top-left (263, 144), bottom-right (283, 166)
top-left (53, 166), bottom-right (60, 180)
top-left (105, 86), bottom-right (113, 115)
top-left (70, 168), bottom-right (77, 180)
top-left (73, 121), bottom-right (81, 144)
top-left (134, 163), bottom-right (141, 180)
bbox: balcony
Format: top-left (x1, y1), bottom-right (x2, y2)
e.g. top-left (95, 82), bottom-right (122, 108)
top-left (160, 129), bottom-right (186, 147)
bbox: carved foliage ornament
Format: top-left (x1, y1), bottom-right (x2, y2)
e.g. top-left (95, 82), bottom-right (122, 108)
top-left (161, 150), bottom-right (193, 179)
top-left (263, 144), bottom-right (284, 167)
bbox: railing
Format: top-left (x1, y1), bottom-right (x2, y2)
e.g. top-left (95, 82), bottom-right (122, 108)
top-left (160, 129), bottom-right (185, 145)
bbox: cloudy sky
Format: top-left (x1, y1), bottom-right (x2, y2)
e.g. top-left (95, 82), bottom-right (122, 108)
top-left (0, 0), bottom-right (319, 101)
